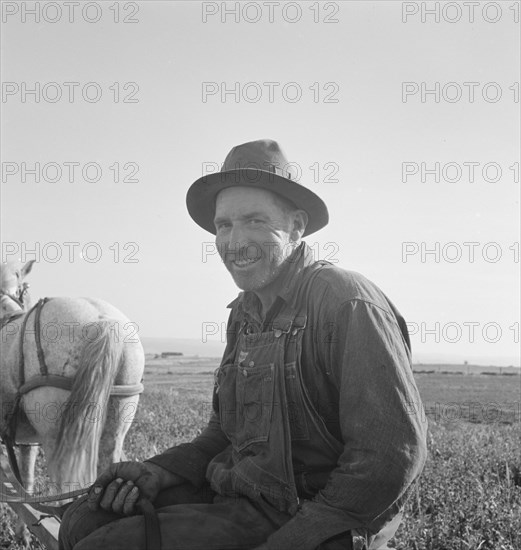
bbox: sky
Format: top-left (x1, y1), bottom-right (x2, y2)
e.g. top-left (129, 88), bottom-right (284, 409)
top-left (1, 0), bottom-right (520, 365)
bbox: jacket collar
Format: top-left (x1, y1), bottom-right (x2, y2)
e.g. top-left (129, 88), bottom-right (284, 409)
top-left (226, 241), bottom-right (316, 313)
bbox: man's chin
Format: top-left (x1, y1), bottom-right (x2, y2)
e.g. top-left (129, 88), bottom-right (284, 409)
top-left (227, 267), bottom-right (263, 292)
top-left (230, 275), bottom-right (261, 292)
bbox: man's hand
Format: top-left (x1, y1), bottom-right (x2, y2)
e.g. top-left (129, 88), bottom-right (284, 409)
top-left (87, 461), bottom-right (183, 516)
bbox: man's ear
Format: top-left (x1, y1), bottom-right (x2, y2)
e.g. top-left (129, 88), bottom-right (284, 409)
top-left (291, 210), bottom-right (308, 240)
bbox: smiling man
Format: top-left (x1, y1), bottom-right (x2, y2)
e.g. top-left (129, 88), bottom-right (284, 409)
top-left (59, 139), bottom-right (427, 550)
top-left (214, 185), bottom-right (307, 308)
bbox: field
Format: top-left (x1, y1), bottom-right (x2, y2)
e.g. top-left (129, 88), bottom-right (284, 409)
top-left (1, 357), bottom-right (520, 549)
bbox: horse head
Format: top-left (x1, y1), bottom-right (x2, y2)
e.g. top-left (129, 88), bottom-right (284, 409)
top-left (0, 260), bottom-right (35, 318)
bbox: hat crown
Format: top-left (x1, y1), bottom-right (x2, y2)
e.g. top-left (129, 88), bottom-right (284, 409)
top-left (186, 138), bottom-right (329, 236)
top-left (222, 139), bottom-right (297, 180)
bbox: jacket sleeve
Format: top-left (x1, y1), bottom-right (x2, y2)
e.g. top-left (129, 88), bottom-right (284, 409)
top-left (264, 298), bottom-right (428, 550)
top-left (145, 409), bottom-right (230, 488)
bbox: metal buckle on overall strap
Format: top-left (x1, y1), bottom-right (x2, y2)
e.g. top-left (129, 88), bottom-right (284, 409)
top-left (272, 313), bottom-right (307, 339)
top-left (272, 318), bottom-right (292, 339)
top-left (291, 314), bottom-right (307, 335)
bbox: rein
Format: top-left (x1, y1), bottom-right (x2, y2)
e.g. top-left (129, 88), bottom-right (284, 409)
top-left (2, 453), bottom-right (161, 550)
top-left (1, 453), bottom-right (89, 506)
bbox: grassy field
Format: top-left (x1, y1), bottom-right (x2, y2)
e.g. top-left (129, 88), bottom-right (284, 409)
top-left (1, 359), bottom-right (520, 549)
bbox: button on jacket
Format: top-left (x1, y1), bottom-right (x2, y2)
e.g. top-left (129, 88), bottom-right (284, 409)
top-left (147, 242), bottom-right (427, 549)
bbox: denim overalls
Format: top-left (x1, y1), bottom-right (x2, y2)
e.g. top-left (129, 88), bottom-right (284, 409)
top-left (208, 264), bottom-right (343, 516)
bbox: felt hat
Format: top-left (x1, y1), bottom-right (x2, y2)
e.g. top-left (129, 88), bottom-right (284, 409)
top-left (186, 139), bottom-right (329, 236)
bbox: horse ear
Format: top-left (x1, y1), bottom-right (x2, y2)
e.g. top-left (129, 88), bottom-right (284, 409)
top-left (21, 260), bottom-right (36, 278)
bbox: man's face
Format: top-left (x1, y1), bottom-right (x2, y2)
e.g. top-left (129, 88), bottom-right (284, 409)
top-left (214, 186), bottom-right (296, 293)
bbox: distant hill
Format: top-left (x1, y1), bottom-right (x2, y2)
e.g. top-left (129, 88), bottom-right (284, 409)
top-left (140, 336), bottom-right (520, 368)
top-left (140, 336), bottom-right (225, 357)
top-left (413, 352), bottom-right (519, 368)
top-left (413, 363), bottom-right (520, 375)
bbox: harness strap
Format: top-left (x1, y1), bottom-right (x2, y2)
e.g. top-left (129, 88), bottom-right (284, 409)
top-left (108, 383), bottom-right (145, 396)
top-left (1, 304), bottom-right (36, 489)
top-left (18, 375), bottom-right (73, 395)
top-left (18, 376), bottom-right (144, 397)
top-left (18, 301), bottom-right (38, 387)
top-left (1, 301), bottom-right (45, 489)
top-left (34, 297), bottom-right (50, 376)
top-left (2, 421), bottom-right (23, 490)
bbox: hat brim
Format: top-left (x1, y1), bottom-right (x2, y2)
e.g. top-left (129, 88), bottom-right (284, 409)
top-left (186, 169), bottom-right (329, 237)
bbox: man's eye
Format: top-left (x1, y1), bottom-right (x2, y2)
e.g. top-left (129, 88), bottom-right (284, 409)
top-left (248, 219), bottom-right (262, 225)
top-left (217, 223), bottom-right (231, 231)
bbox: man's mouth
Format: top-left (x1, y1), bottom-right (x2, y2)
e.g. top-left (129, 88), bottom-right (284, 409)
top-left (231, 257), bottom-right (260, 268)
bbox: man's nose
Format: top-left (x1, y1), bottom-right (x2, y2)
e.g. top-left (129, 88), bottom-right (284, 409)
top-left (227, 224), bottom-right (249, 253)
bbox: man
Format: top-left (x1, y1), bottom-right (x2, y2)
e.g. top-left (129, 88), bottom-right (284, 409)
top-left (59, 139), bottom-right (427, 550)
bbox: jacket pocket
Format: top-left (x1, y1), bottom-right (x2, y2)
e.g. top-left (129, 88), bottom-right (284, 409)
top-left (234, 363), bottom-right (275, 451)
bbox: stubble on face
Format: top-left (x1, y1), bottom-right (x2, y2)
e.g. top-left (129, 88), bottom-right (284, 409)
top-left (214, 187), bottom-right (297, 295)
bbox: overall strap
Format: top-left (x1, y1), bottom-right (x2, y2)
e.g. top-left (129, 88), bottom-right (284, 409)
top-left (272, 261), bottom-right (330, 362)
top-left (290, 260), bottom-right (330, 315)
top-left (16, 298), bottom-right (50, 386)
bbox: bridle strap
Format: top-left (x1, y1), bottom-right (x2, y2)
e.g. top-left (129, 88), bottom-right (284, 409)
top-left (0, 288), bottom-right (26, 309)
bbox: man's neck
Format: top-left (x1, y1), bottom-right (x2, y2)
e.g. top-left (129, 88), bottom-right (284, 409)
top-left (251, 242), bottom-right (304, 319)
top-left (253, 286), bottom-right (279, 321)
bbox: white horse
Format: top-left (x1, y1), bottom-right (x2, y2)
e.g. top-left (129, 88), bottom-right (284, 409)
top-left (0, 260), bottom-right (145, 507)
